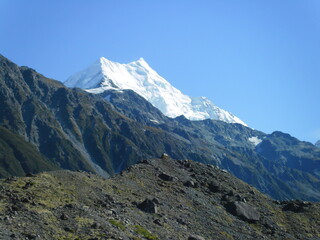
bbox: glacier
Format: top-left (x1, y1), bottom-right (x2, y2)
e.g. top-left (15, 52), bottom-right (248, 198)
top-left (64, 57), bottom-right (247, 126)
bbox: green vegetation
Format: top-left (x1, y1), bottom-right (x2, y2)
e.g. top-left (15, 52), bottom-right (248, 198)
top-left (108, 219), bottom-right (126, 231)
top-left (0, 126), bottom-right (58, 177)
top-left (76, 216), bottom-right (94, 228)
top-left (133, 225), bottom-right (159, 240)
top-left (219, 231), bottom-right (234, 239)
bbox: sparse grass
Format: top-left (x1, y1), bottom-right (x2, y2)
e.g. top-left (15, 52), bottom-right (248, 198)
top-left (29, 173), bottom-right (76, 208)
top-left (219, 231), bottom-right (234, 239)
top-left (223, 213), bottom-right (234, 224)
top-left (134, 178), bottom-right (145, 188)
top-left (54, 233), bottom-right (79, 240)
top-left (133, 225), bottom-right (159, 240)
top-left (0, 199), bottom-right (7, 213)
top-left (76, 216), bottom-right (94, 228)
top-left (10, 178), bottom-right (27, 189)
top-left (109, 219), bottom-right (126, 231)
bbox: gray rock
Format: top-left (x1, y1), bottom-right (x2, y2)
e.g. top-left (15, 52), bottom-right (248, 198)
top-left (282, 200), bottom-right (311, 212)
top-left (184, 180), bottom-right (196, 188)
top-left (60, 213), bottom-right (69, 220)
top-left (25, 233), bottom-right (37, 239)
top-left (208, 181), bottom-right (221, 193)
top-left (151, 197), bottom-right (160, 204)
top-left (226, 201), bottom-right (260, 222)
top-left (158, 172), bottom-right (174, 181)
top-left (153, 219), bottom-right (162, 226)
top-left (176, 218), bottom-right (187, 225)
top-left (137, 199), bottom-right (158, 213)
top-left (188, 234), bottom-right (205, 240)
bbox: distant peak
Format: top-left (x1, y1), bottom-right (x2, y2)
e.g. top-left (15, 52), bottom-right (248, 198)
top-left (99, 57), bottom-right (148, 66)
top-left (130, 57), bottom-right (146, 64)
top-left (99, 56), bottom-right (107, 62)
top-left (131, 57), bottom-right (151, 69)
top-left (65, 56), bottom-right (247, 126)
top-left (99, 57), bottom-right (116, 64)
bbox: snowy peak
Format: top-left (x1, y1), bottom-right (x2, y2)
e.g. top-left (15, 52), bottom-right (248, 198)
top-left (64, 57), bottom-right (247, 126)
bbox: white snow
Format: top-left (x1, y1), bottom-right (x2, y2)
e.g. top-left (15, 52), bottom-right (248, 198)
top-left (64, 57), bottom-right (247, 126)
top-left (150, 119), bottom-right (160, 124)
top-left (248, 136), bottom-right (262, 146)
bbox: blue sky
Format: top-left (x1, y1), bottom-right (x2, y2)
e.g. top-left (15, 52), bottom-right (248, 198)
top-left (1, 0), bottom-right (319, 143)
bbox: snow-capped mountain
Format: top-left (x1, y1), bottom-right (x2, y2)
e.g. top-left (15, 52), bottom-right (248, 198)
top-left (64, 57), bottom-right (247, 126)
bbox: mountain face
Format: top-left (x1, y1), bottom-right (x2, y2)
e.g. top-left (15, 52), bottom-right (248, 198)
top-left (1, 158), bottom-right (319, 240)
top-left (316, 140), bottom-right (320, 148)
top-left (64, 57), bottom-right (247, 125)
top-left (0, 126), bottom-right (58, 177)
top-left (1, 54), bottom-right (320, 201)
top-left (100, 89), bottom-right (320, 201)
top-left (0, 54), bottom-right (214, 178)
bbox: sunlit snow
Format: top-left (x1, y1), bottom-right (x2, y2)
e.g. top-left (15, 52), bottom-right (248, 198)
top-left (65, 57), bottom-right (247, 126)
top-left (248, 136), bottom-right (262, 146)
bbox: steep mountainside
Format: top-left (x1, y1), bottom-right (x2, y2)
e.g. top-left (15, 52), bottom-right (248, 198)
top-left (316, 140), bottom-right (320, 148)
top-left (1, 54), bottom-right (320, 201)
top-left (0, 158), bottom-right (319, 240)
top-left (101, 89), bottom-right (320, 201)
top-left (64, 57), bottom-right (246, 125)
top-left (0, 55), bottom-right (216, 177)
top-left (0, 126), bottom-right (58, 177)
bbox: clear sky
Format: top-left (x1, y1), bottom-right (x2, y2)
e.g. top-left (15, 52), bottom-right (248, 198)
top-left (1, 0), bottom-right (319, 143)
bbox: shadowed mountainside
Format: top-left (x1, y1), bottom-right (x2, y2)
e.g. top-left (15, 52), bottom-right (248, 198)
top-left (100, 89), bottom-right (320, 201)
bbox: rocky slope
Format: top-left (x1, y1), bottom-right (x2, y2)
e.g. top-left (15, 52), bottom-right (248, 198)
top-left (0, 157), bottom-right (319, 240)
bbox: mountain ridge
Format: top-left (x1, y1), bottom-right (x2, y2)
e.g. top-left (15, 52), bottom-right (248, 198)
top-left (1, 54), bottom-right (320, 201)
top-left (0, 157), bottom-right (319, 239)
top-left (64, 57), bottom-right (247, 125)
top-left (98, 88), bottom-right (320, 201)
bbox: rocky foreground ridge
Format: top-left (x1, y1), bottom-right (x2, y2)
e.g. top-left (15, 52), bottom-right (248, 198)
top-left (0, 157), bottom-right (319, 240)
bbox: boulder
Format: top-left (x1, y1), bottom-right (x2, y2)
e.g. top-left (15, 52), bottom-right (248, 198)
top-left (60, 213), bottom-right (69, 220)
top-left (208, 181), bottom-right (221, 193)
top-left (137, 199), bottom-right (158, 213)
top-left (158, 172), bottom-right (174, 181)
top-left (161, 153), bottom-right (169, 159)
top-left (282, 200), bottom-right (311, 212)
top-left (184, 180), bottom-right (196, 188)
top-left (153, 219), bottom-right (162, 226)
top-left (225, 201), bottom-right (260, 222)
top-left (188, 234), bottom-right (205, 240)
